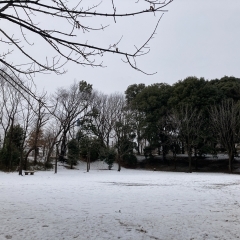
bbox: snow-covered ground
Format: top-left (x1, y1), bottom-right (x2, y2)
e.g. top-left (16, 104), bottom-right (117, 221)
top-left (1, 161), bottom-right (240, 240)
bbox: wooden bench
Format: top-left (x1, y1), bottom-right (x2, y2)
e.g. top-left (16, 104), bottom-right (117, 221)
top-left (24, 171), bottom-right (35, 175)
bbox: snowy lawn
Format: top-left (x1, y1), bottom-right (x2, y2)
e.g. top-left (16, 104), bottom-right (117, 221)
top-left (1, 161), bottom-right (240, 240)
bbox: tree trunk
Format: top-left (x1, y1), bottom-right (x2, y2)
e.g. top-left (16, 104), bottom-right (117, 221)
top-left (162, 145), bottom-right (168, 165)
top-left (87, 149), bottom-right (90, 172)
top-left (33, 147), bottom-right (38, 165)
top-left (23, 147), bottom-right (35, 170)
top-left (117, 155), bottom-right (121, 172)
top-left (18, 136), bottom-right (25, 175)
top-left (181, 141), bottom-right (185, 154)
top-left (23, 157), bottom-right (28, 171)
top-left (59, 131), bottom-right (67, 162)
top-left (173, 151), bottom-right (177, 170)
top-left (86, 158), bottom-right (89, 172)
top-left (188, 147), bottom-right (192, 173)
top-left (43, 145), bottom-right (45, 157)
top-left (55, 145), bottom-right (58, 174)
top-left (46, 143), bottom-right (55, 163)
top-left (87, 152), bottom-right (89, 172)
top-left (228, 153), bottom-right (234, 173)
top-left (8, 118), bottom-right (14, 171)
top-left (137, 142), bottom-right (140, 155)
top-left (18, 155), bottom-right (23, 175)
top-left (194, 147), bottom-right (198, 171)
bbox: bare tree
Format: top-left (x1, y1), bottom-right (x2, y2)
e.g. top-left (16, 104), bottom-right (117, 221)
top-left (51, 81), bottom-right (93, 163)
top-left (0, 76), bottom-right (43, 173)
top-left (0, 73), bottom-right (34, 171)
top-left (210, 99), bottom-right (240, 173)
top-left (17, 93), bottom-right (35, 175)
top-left (0, 76), bottom-right (22, 148)
top-left (0, 1), bottom-right (173, 96)
top-left (43, 124), bottom-right (61, 165)
top-left (82, 92), bottom-right (134, 172)
top-left (172, 105), bottom-right (202, 173)
top-left (164, 113), bottom-right (180, 170)
top-left (110, 93), bottom-right (136, 171)
top-left (91, 91), bottom-right (124, 148)
top-left (24, 95), bottom-right (49, 166)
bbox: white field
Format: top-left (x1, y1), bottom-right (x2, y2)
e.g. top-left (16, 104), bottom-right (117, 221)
top-left (1, 161), bottom-right (240, 240)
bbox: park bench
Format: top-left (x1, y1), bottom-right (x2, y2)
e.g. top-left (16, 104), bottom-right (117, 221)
top-left (24, 171), bottom-right (35, 175)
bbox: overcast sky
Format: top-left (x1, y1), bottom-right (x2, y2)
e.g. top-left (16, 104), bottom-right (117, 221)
top-left (3, 1), bottom-right (240, 95)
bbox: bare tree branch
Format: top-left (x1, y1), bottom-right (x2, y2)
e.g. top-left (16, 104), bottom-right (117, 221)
top-left (0, 0), bottom-right (173, 82)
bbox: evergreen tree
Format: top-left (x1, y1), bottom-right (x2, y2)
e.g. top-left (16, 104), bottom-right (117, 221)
top-left (67, 139), bottom-right (80, 169)
top-left (99, 147), bottom-right (116, 170)
top-left (0, 124), bottom-right (24, 171)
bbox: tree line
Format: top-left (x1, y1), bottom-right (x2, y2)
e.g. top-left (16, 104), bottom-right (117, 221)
top-left (1, 74), bottom-right (240, 174)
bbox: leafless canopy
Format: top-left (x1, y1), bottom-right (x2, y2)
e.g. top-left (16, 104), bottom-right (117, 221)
top-left (210, 99), bottom-right (240, 172)
top-left (0, 0), bottom-right (173, 86)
